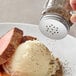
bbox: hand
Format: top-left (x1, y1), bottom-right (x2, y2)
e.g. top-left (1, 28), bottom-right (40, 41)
top-left (70, 0), bottom-right (76, 23)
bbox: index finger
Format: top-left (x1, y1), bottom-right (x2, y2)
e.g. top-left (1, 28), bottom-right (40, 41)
top-left (70, 0), bottom-right (76, 10)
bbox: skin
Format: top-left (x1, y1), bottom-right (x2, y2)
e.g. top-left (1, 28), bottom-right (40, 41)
top-left (70, 0), bottom-right (76, 23)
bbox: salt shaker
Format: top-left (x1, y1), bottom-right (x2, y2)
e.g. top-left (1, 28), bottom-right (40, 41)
top-left (39, 0), bottom-right (72, 40)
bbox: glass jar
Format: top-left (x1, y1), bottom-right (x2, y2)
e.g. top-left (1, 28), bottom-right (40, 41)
top-left (39, 0), bottom-right (73, 40)
top-left (42, 0), bottom-right (72, 26)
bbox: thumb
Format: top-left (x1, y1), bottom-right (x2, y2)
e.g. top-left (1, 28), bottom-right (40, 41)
top-left (70, 0), bottom-right (76, 10)
top-left (70, 14), bottom-right (76, 23)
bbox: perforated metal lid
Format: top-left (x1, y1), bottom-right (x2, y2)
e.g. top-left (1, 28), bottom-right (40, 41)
top-left (39, 15), bottom-right (70, 40)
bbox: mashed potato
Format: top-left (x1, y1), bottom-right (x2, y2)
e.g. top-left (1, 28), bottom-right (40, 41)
top-left (3, 40), bottom-right (60, 76)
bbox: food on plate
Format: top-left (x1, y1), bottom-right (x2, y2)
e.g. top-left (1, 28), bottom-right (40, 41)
top-left (0, 65), bottom-right (9, 76)
top-left (0, 71), bottom-right (9, 76)
top-left (3, 40), bottom-right (63, 76)
top-left (22, 36), bottom-right (37, 43)
top-left (0, 28), bottom-right (23, 65)
top-left (0, 27), bottom-right (63, 76)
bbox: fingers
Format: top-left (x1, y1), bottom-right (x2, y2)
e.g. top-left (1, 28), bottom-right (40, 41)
top-left (70, 0), bottom-right (76, 10)
top-left (70, 14), bottom-right (76, 23)
top-left (70, 0), bottom-right (76, 23)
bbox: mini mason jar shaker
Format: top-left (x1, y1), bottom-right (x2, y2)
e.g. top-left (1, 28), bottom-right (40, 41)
top-left (39, 0), bottom-right (72, 40)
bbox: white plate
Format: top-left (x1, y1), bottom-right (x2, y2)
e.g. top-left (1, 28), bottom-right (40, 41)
top-left (0, 23), bottom-right (76, 76)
